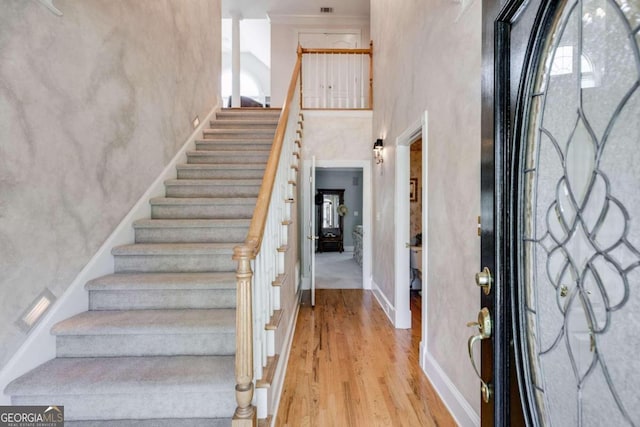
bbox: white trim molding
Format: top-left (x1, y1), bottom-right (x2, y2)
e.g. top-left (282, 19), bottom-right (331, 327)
top-left (300, 159), bottom-right (372, 291)
top-left (0, 103), bottom-right (220, 404)
top-left (421, 344), bottom-right (480, 427)
top-left (393, 112), bottom-right (428, 329)
top-left (267, 287), bottom-right (303, 426)
top-left (371, 279), bottom-right (395, 325)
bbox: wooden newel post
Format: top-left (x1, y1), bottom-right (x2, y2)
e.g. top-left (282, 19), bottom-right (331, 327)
top-left (232, 245), bottom-right (256, 427)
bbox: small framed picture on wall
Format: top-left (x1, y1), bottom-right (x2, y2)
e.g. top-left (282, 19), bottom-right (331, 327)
top-left (409, 178), bottom-right (418, 202)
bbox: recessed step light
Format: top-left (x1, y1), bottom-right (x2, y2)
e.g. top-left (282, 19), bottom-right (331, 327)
top-left (15, 288), bottom-right (56, 332)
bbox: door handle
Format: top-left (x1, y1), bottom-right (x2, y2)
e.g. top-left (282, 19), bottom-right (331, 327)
top-left (467, 307), bottom-right (492, 403)
top-left (307, 235), bottom-right (318, 241)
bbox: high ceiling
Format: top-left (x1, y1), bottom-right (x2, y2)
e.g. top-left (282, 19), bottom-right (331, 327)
top-left (221, 0), bottom-right (370, 19)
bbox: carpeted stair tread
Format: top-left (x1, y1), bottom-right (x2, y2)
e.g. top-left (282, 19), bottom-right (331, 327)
top-left (51, 309), bottom-right (235, 336)
top-left (163, 180), bottom-right (261, 198)
top-left (186, 152), bottom-right (270, 165)
top-left (133, 219), bottom-right (251, 229)
top-left (202, 129), bottom-right (275, 137)
top-left (215, 113), bottom-right (281, 120)
top-left (216, 109), bottom-right (280, 118)
top-left (186, 150), bottom-right (270, 161)
top-left (150, 197), bottom-right (258, 206)
top-left (214, 114), bottom-right (279, 121)
top-left (203, 127), bottom-right (275, 132)
top-left (112, 243), bottom-right (237, 256)
top-left (5, 355), bottom-right (235, 396)
top-left (188, 149), bottom-right (270, 155)
top-left (209, 119), bottom-right (278, 127)
top-left (164, 179), bottom-right (262, 186)
top-left (177, 163), bottom-right (266, 171)
top-left (86, 273), bottom-right (236, 291)
top-left (176, 165), bottom-right (266, 180)
top-left (195, 144), bottom-right (272, 152)
top-left (149, 197), bottom-right (257, 220)
top-left (196, 140), bottom-right (273, 147)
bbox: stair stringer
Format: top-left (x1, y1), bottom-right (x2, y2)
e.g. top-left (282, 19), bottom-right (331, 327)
top-left (0, 103), bottom-right (220, 404)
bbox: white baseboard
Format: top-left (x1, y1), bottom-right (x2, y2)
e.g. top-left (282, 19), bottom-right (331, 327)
top-left (421, 342), bottom-right (480, 427)
top-left (343, 245), bottom-right (354, 252)
top-left (268, 286), bottom-right (303, 426)
top-left (300, 274), bottom-right (311, 290)
top-left (0, 103), bottom-right (220, 404)
top-left (371, 279), bottom-right (395, 325)
top-left (363, 273), bottom-right (372, 290)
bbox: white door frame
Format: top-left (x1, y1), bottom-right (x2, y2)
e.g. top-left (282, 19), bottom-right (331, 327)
top-left (310, 156), bottom-right (316, 306)
top-left (394, 111), bottom-right (428, 329)
top-left (300, 160), bottom-right (372, 290)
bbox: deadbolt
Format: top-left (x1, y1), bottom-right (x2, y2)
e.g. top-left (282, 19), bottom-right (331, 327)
top-left (475, 267), bottom-right (492, 295)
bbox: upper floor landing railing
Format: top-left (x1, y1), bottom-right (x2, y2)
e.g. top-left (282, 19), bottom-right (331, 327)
top-left (299, 41), bottom-right (373, 110)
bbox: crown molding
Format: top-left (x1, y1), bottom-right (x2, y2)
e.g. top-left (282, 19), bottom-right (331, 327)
top-left (267, 13), bottom-right (369, 26)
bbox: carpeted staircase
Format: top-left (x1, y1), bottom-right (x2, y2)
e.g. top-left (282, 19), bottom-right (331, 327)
top-left (5, 108), bottom-right (281, 425)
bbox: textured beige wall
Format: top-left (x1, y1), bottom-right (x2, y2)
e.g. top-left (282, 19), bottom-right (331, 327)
top-left (371, 0), bottom-right (481, 414)
top-left (0, 0), bottom-right (221, 370)
top-left (301, 112), bottom-right (373, 161)
top-left (299, 112), bottom-right (372, 278)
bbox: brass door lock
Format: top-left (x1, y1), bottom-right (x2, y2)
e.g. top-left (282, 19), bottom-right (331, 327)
top-left (475, 267), bottom-right (493, 295)
top-left (467, 307), bottom-right (493, 403)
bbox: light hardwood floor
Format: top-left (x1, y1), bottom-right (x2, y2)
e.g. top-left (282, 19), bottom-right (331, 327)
top-left (275, 289), bottom-right (457, 426)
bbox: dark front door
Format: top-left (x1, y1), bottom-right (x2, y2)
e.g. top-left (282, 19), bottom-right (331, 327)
top-left (481, 0), bottom-right (640, 425)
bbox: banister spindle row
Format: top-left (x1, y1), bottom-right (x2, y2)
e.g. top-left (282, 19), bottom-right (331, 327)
top-left (232, 52), bottom-right (302, 426)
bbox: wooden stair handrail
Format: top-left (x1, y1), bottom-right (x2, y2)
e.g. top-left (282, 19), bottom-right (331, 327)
top-left (235, 48), bottom-right (302, 260)
top-left (300, 47), bottom-right (372, 55)
top-left (232, 45), bottom-right (303, 427)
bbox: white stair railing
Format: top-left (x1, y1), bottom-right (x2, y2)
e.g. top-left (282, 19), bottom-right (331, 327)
top-left (232, 47), bottom-right (302, 427)
top-left (233, 41), bottom-right (374, 425)
top-left (300, 41), bottom-right (373, 109)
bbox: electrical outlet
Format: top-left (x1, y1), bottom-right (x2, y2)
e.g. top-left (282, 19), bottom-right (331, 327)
top-left (192, 116), bottom-right (200, 129)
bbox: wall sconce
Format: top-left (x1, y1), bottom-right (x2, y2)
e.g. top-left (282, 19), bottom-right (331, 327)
top-left (373, 138), bottom-right (384, 164)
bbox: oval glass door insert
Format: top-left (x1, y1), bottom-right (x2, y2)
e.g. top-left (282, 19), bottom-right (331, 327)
top-left (520, 0), bottom-right (640, 425)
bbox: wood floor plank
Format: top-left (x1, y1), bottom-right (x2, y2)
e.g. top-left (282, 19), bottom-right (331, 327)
top-left (275, 289), bottom-right (457, 427)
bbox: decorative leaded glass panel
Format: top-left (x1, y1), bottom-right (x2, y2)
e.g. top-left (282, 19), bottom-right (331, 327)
top-left (521, 0), bottom-right (640, 425)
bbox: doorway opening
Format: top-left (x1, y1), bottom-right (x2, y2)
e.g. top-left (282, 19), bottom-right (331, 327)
top-left (409, 138), bottom-right (424, 295)
top-left (314, 168), bottom-right (364, 289)
top-left (394, 112), bottom-right (428, 332)
top-left (301, 160), bottom-right (372, 293)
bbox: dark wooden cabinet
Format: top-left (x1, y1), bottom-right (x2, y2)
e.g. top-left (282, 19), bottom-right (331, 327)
top-left (316, 189), bottom-right (344, 253)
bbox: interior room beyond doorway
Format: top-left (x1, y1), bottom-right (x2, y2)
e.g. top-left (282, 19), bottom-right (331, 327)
top-left (314, 168), bottom-right (364, 289)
